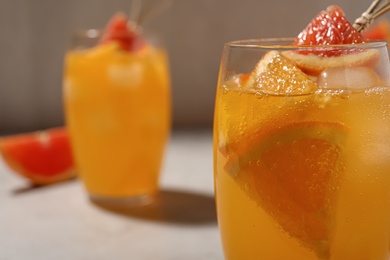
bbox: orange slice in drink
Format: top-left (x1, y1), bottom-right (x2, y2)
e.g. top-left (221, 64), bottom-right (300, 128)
top-left (225, 121), bottom-right (348, 258)
top-left (220, 51), bottom-right (319, 155)
top-left (246, 50), bottom-right (318, 95)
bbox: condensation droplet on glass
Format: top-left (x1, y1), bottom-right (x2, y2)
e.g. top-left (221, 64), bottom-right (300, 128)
top-left (222, 84), bottom-right (229, 94)
top-left (255, 91), bottom-right (264, 99)
top-left (339, 89), bottom-right (352, 99)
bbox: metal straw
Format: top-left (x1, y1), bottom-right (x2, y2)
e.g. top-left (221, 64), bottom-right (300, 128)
top-left (128, 0), bottom-right (174, 29)
top-left (353, 0), bottom-right (390, 32)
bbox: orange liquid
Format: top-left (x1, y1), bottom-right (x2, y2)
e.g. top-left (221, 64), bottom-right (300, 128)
top-left (214, 81), bottom-right (390, 259)
top-left (64, 44), bottom-right (170, 198)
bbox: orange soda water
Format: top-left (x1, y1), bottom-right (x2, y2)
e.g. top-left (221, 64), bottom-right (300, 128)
top-left (213, 40), bottom-right (390, 259)
top-left (64, 39), bottom-right (170, 201)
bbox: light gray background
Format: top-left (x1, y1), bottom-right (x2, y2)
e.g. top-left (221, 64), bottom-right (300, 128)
top-left (0, 0), bottom-right (381, 133)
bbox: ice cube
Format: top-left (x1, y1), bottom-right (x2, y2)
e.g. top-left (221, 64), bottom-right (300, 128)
top-left (317, 67), bottom-right (379, 90)
top-left (108, 62), bottom-right (143, 87)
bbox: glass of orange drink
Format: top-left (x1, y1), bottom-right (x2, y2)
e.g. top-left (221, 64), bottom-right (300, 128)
top-left (214, 5), bottom-right (390, 260)
top-left (63, 14), bottom-right (171, 205)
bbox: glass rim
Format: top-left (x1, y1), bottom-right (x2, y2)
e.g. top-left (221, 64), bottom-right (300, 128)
top-left (68, 28), bottom-right (163, 49)
top-left (71, 28), bottom-right (152, 39)
top-left (72, 29), bottom-right (103, 39)
top-left (225, 37), bottom-right (388, 50)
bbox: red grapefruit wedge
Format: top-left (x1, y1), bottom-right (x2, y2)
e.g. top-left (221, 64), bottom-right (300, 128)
top-left (100, 13), bottom-right (145, 52)
top-left (363, 19), bottom-right (390, 41)
top-left (294, 5), bottom-right (366, 47)
top-left (283, 5), bottom-right (379, 75)
top-left (0, 127), bottom-right (76, 185)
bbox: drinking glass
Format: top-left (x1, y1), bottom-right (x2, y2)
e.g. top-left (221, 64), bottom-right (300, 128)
top-left (63, 29), bottom-right (171, 206)
top-left (213, 38), bottom-right (390, 259)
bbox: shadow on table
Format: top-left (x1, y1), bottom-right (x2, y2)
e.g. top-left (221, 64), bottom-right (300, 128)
top-left (11, 178), bottom-right (77, 195)
top-left (92, 188), bottom-right (217, 226)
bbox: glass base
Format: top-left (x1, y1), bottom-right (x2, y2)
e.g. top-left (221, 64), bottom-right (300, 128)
top-left (89, 193), bottom-right (156, 208)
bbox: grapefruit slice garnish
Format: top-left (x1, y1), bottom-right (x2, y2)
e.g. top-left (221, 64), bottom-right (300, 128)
top-left (283, 5), bottom-right (379, 75)
top-left (100, 13), bottom-right (145, 52)
top-left (0, 128), bottom-right (76, 185)
top-left (282, 49), bottom-right (379, 76)
top-left (295, 5), bottom-right (366, 47)
top-left (246, 50), bottom-right (318, 95)
top-left (224, 121), bottom-right (348, 257)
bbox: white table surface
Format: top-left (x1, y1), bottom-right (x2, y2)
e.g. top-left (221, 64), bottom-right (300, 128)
top-left (0, 130), bottom-right (224, 260)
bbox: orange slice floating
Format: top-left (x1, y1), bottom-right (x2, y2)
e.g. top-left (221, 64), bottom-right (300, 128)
top-left (225, 121), bottom-right (348, 258)
top-left (247, 50), bottom-right (318, 95)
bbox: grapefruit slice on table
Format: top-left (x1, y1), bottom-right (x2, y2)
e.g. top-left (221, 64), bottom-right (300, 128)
top-left (225, 121), bottom-right (348, 258)
top-left (283, 5), bottom-right (379, 75)
top-left (0, 127), bottom-right (76, 185)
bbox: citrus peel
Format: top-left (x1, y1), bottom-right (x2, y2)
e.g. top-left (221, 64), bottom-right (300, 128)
top-left (0, 128), bottom-right (76, 185)
top-left (282, 48), bottom-right (379, 75)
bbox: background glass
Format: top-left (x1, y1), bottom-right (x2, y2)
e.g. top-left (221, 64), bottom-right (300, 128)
top-left (63, 29), bottom-right (171, 205)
